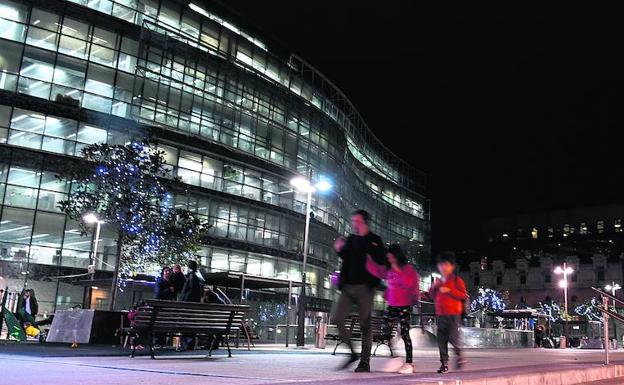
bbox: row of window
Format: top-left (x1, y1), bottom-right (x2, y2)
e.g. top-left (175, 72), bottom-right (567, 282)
top-left (502, 219), bottom-right (624, 240)
top-left (0, 160), bottom-right (337, 268)
top-left (0, 21), bottom-right (423, 222)
top-left (0, 101), bottom-right (424, 247)
top-left (53, 0), bottom-right (406, 185)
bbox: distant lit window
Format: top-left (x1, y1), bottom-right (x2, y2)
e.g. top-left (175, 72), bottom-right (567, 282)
top-left (531, 228), bottom-right (538, 239)
top-left (597, 220), bottom-right (605, 234)
top-left (616, 219), bottom-right (622, 233)
top-left (580, 222), bottom-right (588, 235)
top-left (563, 224), bottom-right (570, 237)
top-left (548, 226), bottom-right (554, 238)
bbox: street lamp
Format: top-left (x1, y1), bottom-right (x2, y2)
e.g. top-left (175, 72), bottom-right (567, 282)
top-left (605, 282), bottom-right (621, 308)
top-left (554, 262), bottom-right (574, 316)
top-left (84, 213), bottom-right (105, 279)
top-left (290, 176), bottom-right (332, 347)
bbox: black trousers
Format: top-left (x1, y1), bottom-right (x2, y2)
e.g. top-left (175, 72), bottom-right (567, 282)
top-left (384, 306), bottom-right (412, 363)
top-left (437, 315), bottom-right (462, 364)
top-left (334, 284), bottom-right (375, 364)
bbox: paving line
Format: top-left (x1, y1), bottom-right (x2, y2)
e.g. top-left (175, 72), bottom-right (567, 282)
top-left (0, 355), bottom-right (291, 382)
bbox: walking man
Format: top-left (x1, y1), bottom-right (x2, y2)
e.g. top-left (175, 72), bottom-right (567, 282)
top-left (334, 209), bottom-right (386, 372)
top-left (428, 252), bottom-right (467, 373)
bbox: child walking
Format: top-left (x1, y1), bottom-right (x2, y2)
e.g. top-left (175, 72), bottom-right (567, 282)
top-left (366, 244), bottom-right (420, 374)
top-left (428, 252), bottom-right (467, 373)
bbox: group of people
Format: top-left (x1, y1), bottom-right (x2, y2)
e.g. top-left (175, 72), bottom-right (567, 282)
top-left (154, 262), bottom-right (202, 302)
top-left (334, 209), bottom-right (467, 374)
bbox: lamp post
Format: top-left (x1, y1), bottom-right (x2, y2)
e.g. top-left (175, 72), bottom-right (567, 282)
top-left (554, 262), bottom-right (574, 317)
top-left (605, 282), bottom-right (621, 308)
top-left (83, 213), bottom-right (104, 280)
top-left (605, 282), bottom-right (621, 343)
top-left (290, 176), bottom-right (332, 347)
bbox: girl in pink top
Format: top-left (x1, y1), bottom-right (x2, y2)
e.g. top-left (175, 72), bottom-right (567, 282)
top-left (366, 244), bottom-right (420, 374)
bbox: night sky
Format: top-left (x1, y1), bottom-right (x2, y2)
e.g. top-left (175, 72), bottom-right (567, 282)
top-left (226, 1), bottom-right (624, 251)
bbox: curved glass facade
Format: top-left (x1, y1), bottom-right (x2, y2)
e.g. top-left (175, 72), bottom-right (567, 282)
top-left (0, 0), bottom-right (429, 315)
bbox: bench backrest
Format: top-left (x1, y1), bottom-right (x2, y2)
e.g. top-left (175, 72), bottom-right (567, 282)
top-left (133, 299), bottom-right (249, 335)
top-left (345, 314), bottom-right (397, 339)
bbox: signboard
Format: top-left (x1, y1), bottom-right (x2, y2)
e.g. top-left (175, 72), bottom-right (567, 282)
top-left (47, 309), bottom-right (95, 344)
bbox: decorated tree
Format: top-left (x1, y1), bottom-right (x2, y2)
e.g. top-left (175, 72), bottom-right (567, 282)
top-left (470, 288), bottom-right (507, 313)
top-left (573, 297), bottom-right (603, 322)
top-left (537, 300), bottom-right (565, 322)
top-left (57, 140), bottom-right (209, 309)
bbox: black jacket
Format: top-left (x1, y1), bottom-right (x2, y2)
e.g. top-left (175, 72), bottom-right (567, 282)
top-left (154, 278), bottom-right (176, 301)
top-left (19, 295), bottom-right (38, 317)
top-left (337, 232), bottom-right (386, 289)
top-left (180, 272), bottom-right (203, 302)
top-left (170, 272), bottom-right (185, 296)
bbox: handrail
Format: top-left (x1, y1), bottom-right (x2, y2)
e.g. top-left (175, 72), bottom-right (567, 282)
top-left (591, 287), bottom-right (624, 307)
top-left (594, 306), bottom-right (624, 324)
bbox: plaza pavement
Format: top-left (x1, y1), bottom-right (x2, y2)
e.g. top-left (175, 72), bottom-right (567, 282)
top-left (2, 343), bottom-right (624, 385)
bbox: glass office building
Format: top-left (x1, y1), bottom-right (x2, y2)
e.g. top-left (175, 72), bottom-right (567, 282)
top-left (0, 0), bottom-right (429, 316)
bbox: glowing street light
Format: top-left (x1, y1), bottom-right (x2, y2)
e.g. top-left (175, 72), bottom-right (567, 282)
top-left (605, 282), bottom-right (621, 308)
top-left (554, 262), bottom-right (574, 316)
top-left (83, 213), bottom-right (105, 280)
top-left (289, 176), bottom-right (332, 347)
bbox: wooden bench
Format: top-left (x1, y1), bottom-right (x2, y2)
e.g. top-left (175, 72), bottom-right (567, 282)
top-left (131, 299), bottom-right (249, 359)
top-left (325, 314), bottom-right (397, 356)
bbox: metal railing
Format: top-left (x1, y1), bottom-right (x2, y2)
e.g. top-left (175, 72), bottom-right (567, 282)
top-left (591, 287), bottom-right (624, 365)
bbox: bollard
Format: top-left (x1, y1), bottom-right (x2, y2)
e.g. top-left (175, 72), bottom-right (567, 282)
top-left (604, 296), bottom-right (610, 365)
top-left (315, 317), bottom-right (327, 349)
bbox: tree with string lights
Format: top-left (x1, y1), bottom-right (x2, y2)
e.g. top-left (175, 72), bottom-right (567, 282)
top-left (470, 288), bottom-right (506, 327)
top-left (57, 140), bottom-right (209, 309)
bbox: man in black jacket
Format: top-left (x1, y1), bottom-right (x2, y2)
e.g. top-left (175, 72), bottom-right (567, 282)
top-left (17, 289), bottom-right (38, 325)
top-left (180, 260), bottom-right (203, 302)
top-left (334, 209), bottom-right (386, 372)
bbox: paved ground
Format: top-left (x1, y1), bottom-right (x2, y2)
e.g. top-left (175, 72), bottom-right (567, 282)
top-left (2, 343), bottom-right (624, 385)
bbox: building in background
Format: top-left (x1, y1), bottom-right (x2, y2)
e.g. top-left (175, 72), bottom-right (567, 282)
top-left (458, 205), bottom-right (624, 306)
top-left (0, 0), bottom-right (429, 323)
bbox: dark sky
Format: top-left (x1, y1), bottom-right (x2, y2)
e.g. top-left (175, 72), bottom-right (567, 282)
top-left (226, 1), bottom-right (624, 250)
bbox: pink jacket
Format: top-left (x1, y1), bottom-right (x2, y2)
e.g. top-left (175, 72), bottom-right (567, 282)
top-left (366, 256), bottom-right (419, 307)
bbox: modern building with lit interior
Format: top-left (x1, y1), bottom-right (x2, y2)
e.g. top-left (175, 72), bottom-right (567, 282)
top-left (0, 0), bottom-right (429, 329)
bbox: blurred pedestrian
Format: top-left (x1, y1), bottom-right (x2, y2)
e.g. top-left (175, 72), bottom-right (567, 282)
top-left (428, 252), bottom-right (467, 373)
top-left (367, 244), bottom-right (420, 374)
top-left (334, 209), bottom-right (386, 373)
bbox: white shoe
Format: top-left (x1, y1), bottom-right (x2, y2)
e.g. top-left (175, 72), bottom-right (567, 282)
top-left (397, 363), bottom-right (415, 374)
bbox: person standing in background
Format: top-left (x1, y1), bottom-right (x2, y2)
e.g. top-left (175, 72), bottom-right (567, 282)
top-left (170, 264), bottom-right (186, 300)
top-left (334, 209), bottom-right (386, 373)
top-left (17, 289), bottom-right (38, 325)
top-left (155, 266), bottom-right (176, 300)
top-left (180, 261), bottom-right (202, 303)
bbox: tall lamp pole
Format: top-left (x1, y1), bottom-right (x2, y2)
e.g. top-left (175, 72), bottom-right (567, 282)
top-left (84, 213), bottom-right (105, 279)
top-left (605, 282), bottom-right (621, 309)
top-left (291, 176), bottom-right (332, 347)
top-left (554, 262), bottom-right (574, 345)
top-left (554, 262), bottom-right (574, 316)
top-left (605, 281), bottom-right (621, 343)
